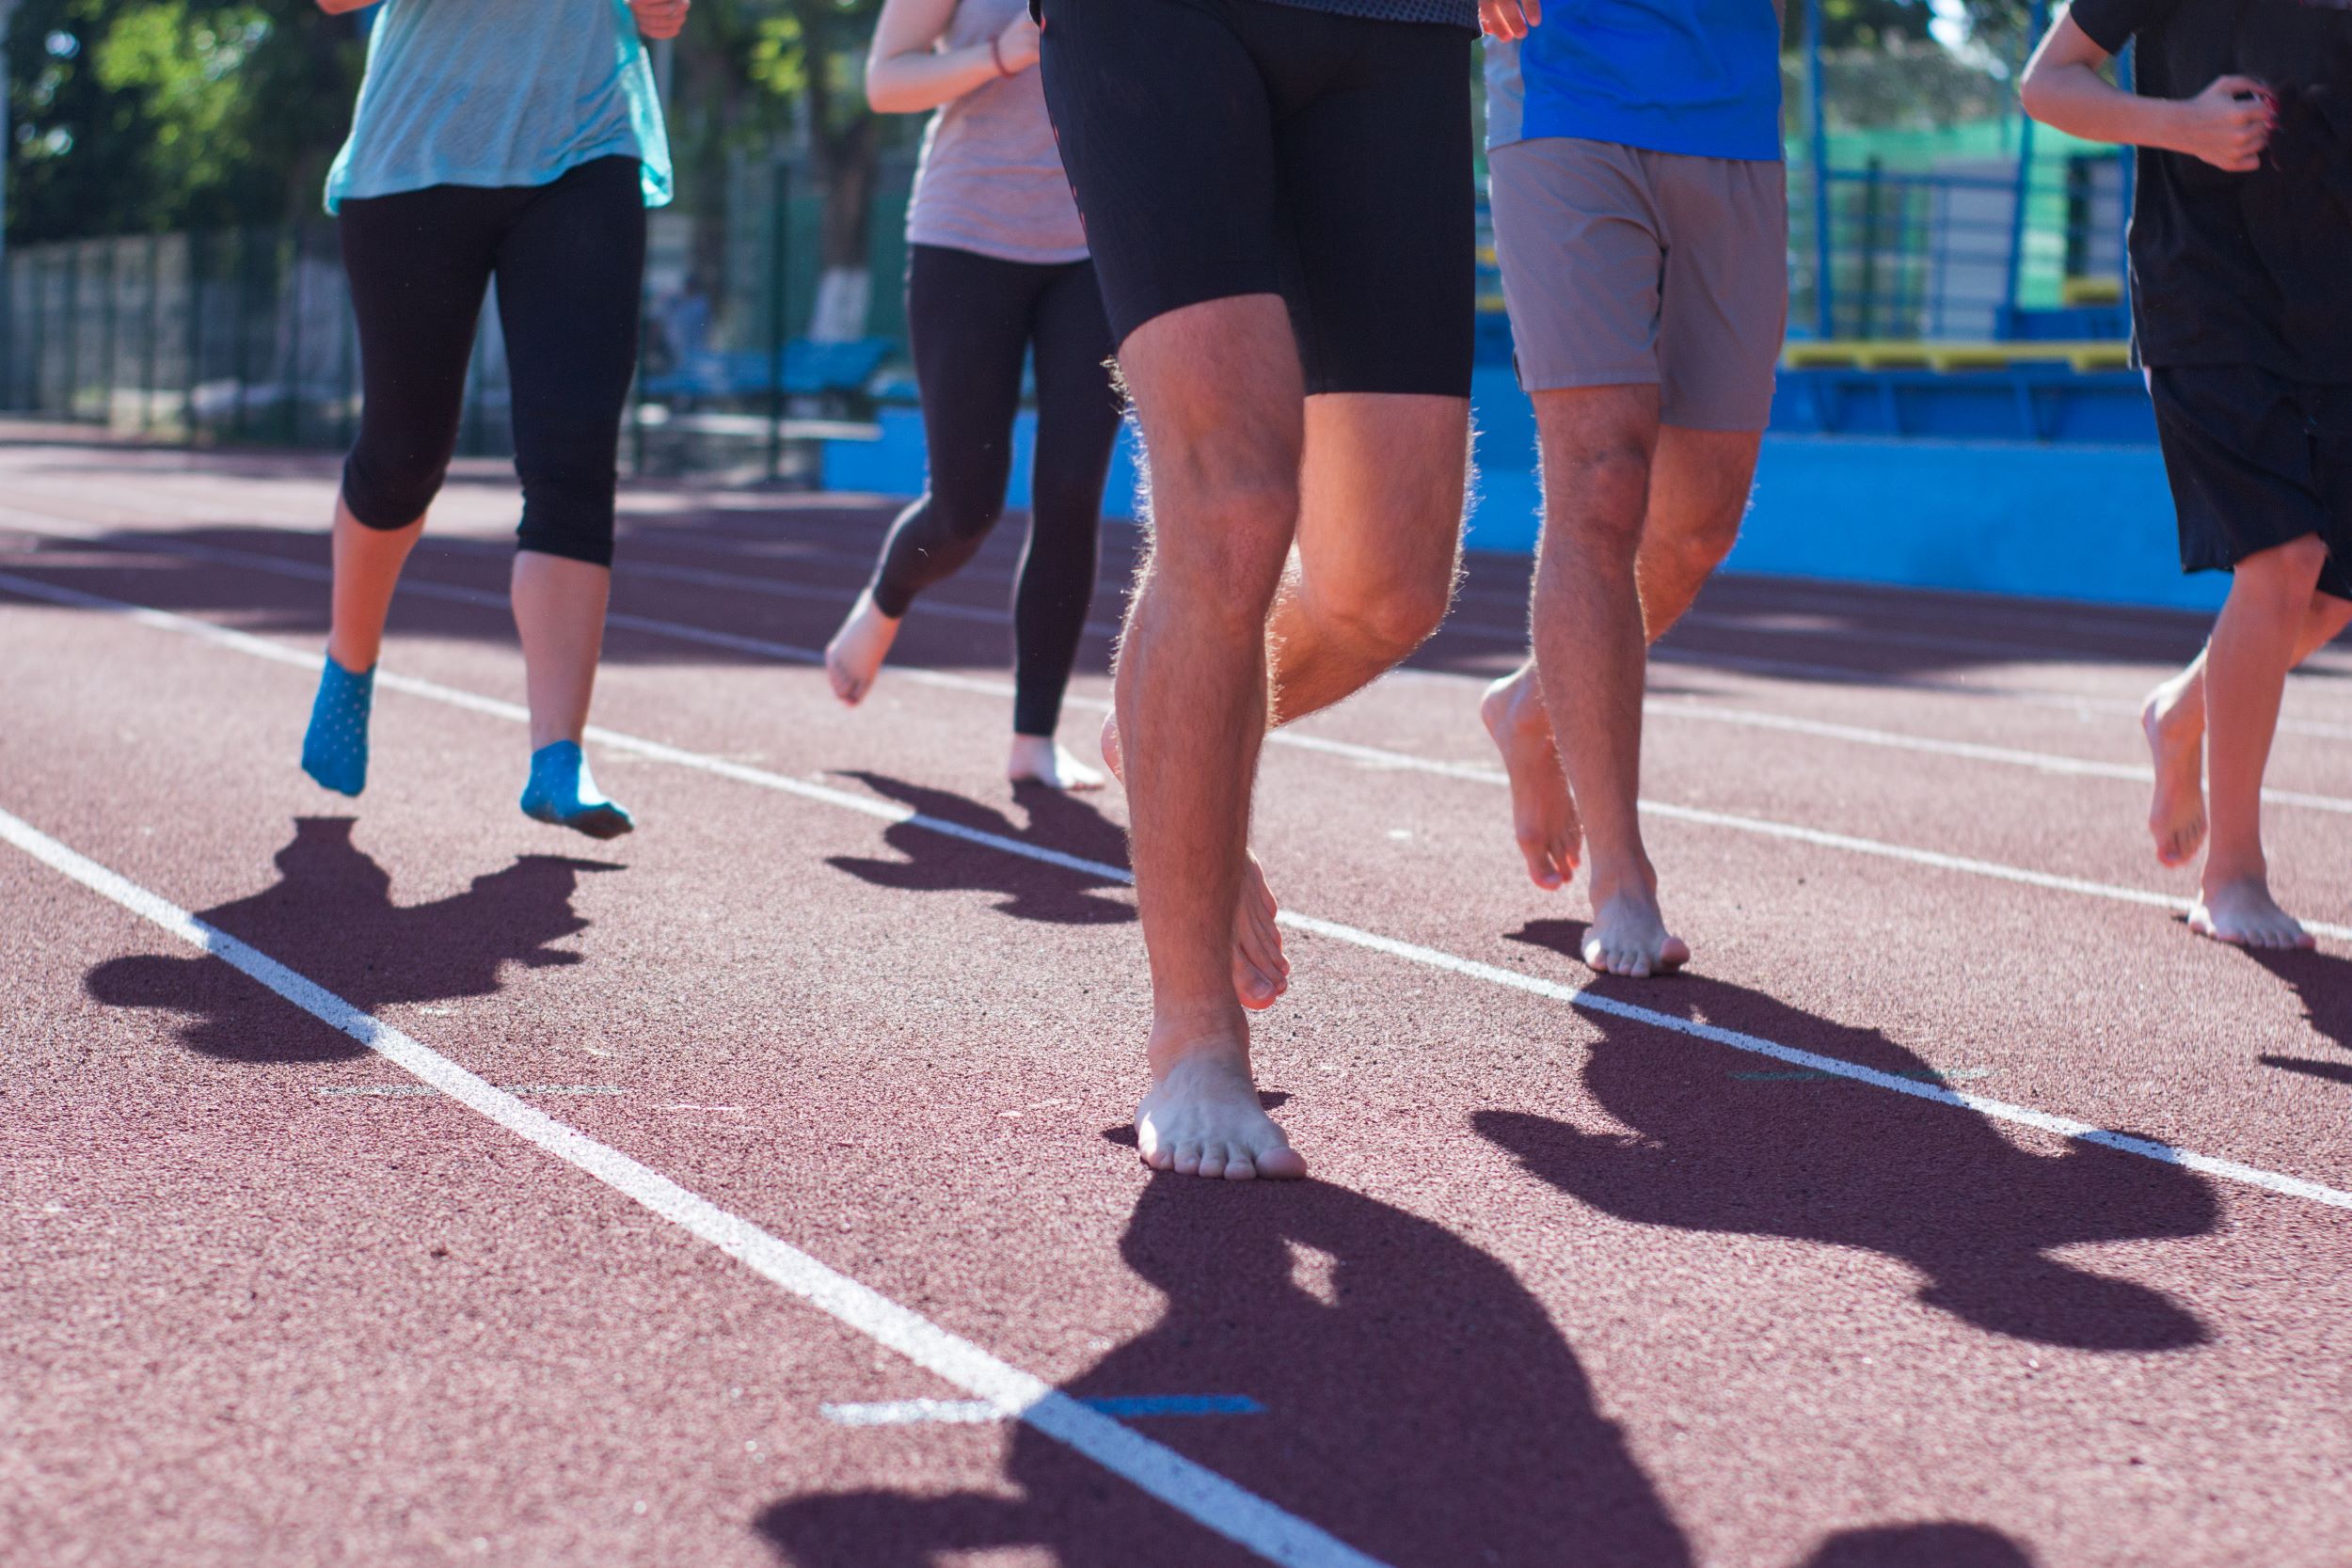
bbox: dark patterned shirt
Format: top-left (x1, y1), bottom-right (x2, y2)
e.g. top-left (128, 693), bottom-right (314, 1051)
top-left (1257, 0), bottom-right (1480, 30)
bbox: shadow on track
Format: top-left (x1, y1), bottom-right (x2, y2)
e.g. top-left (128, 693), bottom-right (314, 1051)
top-left (755, 1176), bottom-right (2034, 1567)
top-left (1, 497), bottom-right (2259, 696)
top-left (2246, 947), bottom-right (2352, 1086)
top-left (826, 771), bottom-right (1134, 927)
top-left (1479, 924), bottom-right (2217, 1353)
top-left (84, 816), bottom-right (618, 1062)
top-left (759, 1173), bottom-right (1688, 1565)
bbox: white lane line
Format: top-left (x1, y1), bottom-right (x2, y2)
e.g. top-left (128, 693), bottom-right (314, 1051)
top-left (16, 518), bottom-right (2352, 815)
top-left (315, 1083), bottom-right (627, 1098)
top-left (822, 1399), bottom-right (1004, 1427)
top-left (1263, 726), bottom-right (2352, 943)
top-left (7, 563), bottom-right (2351, 944)
top-left (4, 476), bottom-right (2258, 675)
top-left (0, 803), bottom-right (1388, 1568)
top-left (1652, 701), bottom-right (2352, 814)
top-left (22, 495), bottom-right (2352, 745)
top-left (823, 1395), bottom-right (1264, 1427)
top-left (6, 574), bottom-right (2348, 1215)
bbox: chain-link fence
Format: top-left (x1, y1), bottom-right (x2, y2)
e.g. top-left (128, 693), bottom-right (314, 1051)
top-left (0, 81), bottom-right (2139, 467)
top-left (0, 150), bottom-right (922, 481)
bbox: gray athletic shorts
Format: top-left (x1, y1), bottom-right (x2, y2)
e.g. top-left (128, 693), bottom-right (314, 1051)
top-left (1490, 137), bottom-right (1788, 432)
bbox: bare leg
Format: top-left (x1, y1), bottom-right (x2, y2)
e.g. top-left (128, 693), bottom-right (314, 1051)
top-left (1117, 295), bottom-right (1309, 1180)
top-left (1262, 393), bottom-right (1470, 724)
top-left (1101, 391), bottom-right (1472, 1006)
top-left (327, 497), bottom-right (425, 673)
top-left (2191, 536), bottom-right (2328, 948)
top-left (511, 550), bottom-right (612, 751)
top-left (1485, 424), bottom-right (1757, 895)
top-left (2142, 590), bottom-right (2352, 868)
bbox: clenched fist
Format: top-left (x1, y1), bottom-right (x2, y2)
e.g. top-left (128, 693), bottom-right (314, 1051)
top-left (2171, 74), bottom-right (2277, 173)
top-left (630, 0), bottom-right (690, 41)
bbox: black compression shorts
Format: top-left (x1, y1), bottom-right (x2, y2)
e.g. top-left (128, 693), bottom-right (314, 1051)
top-left (1036, 0), bottom-right (1475, 400)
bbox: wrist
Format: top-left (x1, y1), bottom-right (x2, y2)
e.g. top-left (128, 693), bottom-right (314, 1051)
top-left (2147, 99), bottom-right (2194, 155)
top-left (988, 36), bottom-right (1011, 76)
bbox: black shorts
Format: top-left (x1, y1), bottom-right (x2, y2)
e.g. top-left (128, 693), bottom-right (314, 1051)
top-left (1036, 0), bottom-right (1475, 399)
top-left (2151, 364), bottom-right (2352, 601)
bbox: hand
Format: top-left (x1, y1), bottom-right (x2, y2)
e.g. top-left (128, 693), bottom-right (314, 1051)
top-left (1480, 0), bottom-right (1539, 39)
top-left (993, 13), bottom-right (1041, 73)
top-left (629, 0), bottom-right (690, 41)
top-left (2171, 74), bottom-right (2277, 172)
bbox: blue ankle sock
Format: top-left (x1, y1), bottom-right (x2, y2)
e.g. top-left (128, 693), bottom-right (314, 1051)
top-left (301, 653), bottom-right (374, 798)
top-left (520, 740), bottom-right (634, 839)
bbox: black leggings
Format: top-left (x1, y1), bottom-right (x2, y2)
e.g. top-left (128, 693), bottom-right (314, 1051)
top-left (870, 244), bottom-right (1122, 736)
top-left (338, 155), bottom-right (645, 567)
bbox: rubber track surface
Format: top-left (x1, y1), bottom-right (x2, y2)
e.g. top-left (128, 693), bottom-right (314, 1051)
top-left (5, 438), bottom-right (2350, 1567)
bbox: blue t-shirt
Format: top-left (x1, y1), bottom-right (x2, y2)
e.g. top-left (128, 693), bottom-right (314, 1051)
top-left (1486, 0), bottom-right (1783, 161)
top-left (325, 0), bottom-right (674, 213)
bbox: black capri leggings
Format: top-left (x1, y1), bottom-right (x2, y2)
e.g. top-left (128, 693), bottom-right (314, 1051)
top-left (870, 244), bottom-right (1123, 736)
top-left (338, 154), bottom-right (645, 567)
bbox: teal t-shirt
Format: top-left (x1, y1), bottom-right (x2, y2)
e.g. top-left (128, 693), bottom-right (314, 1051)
top-left (1485, 0), bottom-right (1782, 161)
top-left (324, 0), bottom-right (674, 212)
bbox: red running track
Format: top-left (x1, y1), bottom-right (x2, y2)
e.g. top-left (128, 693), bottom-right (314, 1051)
top-left (4, 436), bottom-right (2351, 1567)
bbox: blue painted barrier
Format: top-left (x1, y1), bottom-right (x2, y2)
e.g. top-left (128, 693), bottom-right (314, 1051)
top-left (820, 364), bottom-right (2217, 614)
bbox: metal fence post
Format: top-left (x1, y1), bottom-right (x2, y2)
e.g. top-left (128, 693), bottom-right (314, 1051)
top-left (281, 226), bottom-right (304, 445)
top-left (1804, 0), bottom-right (1834, 340)
top-left (766, 153), bottom-right (790, 483)
top-left (60, 243), bottom-right (80, 420)
top-left (2000, 0), bottom-right (2052, 325)
top-left (229, 229), bottom-right (252, 440)
top-left (99, 237), bottom-right (119, 429)
top-left (143, 233), bottom-right (161, 434)
top-left (186, 231), bottom-right (207, 443)
top-left (1856, 158), bottom-right (1883, 339)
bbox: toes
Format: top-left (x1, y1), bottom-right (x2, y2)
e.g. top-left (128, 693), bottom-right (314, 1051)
top-left (1519, 838), bottom-right (1565, 890)
top-left (1171, 1142), bottom-right (1204, 1178)
top-left (1194, 1143), bottom-right (1229, 1180)
top-left (1254, 1143), bottom-right (1309, 1180)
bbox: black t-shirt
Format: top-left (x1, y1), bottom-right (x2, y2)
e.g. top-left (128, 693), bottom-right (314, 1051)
top-left (2069, 0), bottom-right (2352, 379)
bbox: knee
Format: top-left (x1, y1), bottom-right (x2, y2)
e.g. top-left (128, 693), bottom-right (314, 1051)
top-left (1143, 475), bottom-right (1298, 612)
top-left (2235, 535), bottom-right (2330, 609)
top-left (342, 447), bottom-right (447, 531)
top-left (1542, 441), bottom-right (1653, 557)
top-left (1672, 496), bottom-right (1748, 577)
top-left (1027, 465), bottom-right (1105, 535)
top-left (1312, 552), bottom-right (1457, 661)
top-left (515, 456), bottom-right (618, 568)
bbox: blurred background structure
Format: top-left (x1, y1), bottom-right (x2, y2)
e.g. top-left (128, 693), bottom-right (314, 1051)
top-left (0, 0), bottom-right (2194, 606)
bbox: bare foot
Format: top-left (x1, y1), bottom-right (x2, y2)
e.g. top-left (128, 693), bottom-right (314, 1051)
top-left (2142, 677), bottom-right (2207, 869)
top-left (1136, 1036), bottom-right (1307, 1180)
top-left (1582, 868), bottom-right (1691, 979)
top-left (1480, 667), bottom-right (1581, 891)
top-left (1100, 709), bottom-right (1123, 781)
top-left (1103, 713), bottom-right (1289, 1008)
top-left (1008, 734), bottom-right (1106, 791)
top-left (2188, 875), bottom-right (2313, 950)
top-left (824, 589), bottom-right (899, 706)
top-left (1232, 851), bottom-right (1289, 1009)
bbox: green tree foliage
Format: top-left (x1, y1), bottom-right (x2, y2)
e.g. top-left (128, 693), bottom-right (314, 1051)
top-left (11, 0), bottom-right (2041, 251)
top-left (7, 0), bottom-right (363, 243)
